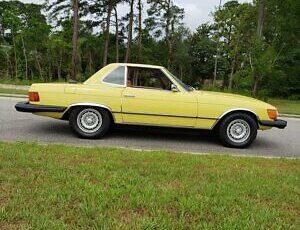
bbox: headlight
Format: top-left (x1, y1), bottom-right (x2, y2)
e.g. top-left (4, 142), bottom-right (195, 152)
top-left (267, 109), bottom-right (278, 120)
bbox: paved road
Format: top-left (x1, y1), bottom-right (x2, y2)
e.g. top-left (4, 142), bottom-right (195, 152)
top-left (1, 97), bottom-right (299, 157)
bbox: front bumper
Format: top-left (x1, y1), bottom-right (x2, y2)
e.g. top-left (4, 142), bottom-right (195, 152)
top-left (259, 119), bottom-right (287, 129)
top-left (15, 101), bottom-right (67, 113)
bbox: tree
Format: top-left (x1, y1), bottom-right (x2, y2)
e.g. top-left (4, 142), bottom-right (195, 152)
top-left (137, 0), bottom-right (143, 61)
top-left (0, 0), bottom-right (298, 99)
top-left (188, 24), bottom-right (215, 86)
top-left (252, 0), bottom-right (265, 96)
top-left (46, 0), bottom-right (89, 79)
top-left (102, 1), bottom-right (113, 66)
top-left (113, 6), bottom-right (119, 62)
top-left (213, 1), bottom-right (254, 89)
top-left (99, 0), bottom-right (125, 66)
top-left (71, 0), bottom-right (79, 80)
top-left (172, 26), bottom-right (191, 81)
top-left (0, 1), bottom-right (22, 79)
top-left (146, 0), bottom-right (184, 69)
top-left (124, 0), bottom-right (135, 63)
top-left (213, 0), bottom-right (222, 86)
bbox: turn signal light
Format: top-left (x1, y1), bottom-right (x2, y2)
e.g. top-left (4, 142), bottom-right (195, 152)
top-left (28, 92), bottom-right (40, 102)
top-left (267, 109), bottom-right (278, 120)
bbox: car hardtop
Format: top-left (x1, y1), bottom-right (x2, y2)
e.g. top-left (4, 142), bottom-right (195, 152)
top-left (108, 63), bottom-right (164, 69)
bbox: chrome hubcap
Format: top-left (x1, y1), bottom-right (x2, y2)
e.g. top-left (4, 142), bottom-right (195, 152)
top-left (227, 119), bottom-right (251, 143)
top-left (77, 108), bottom-right (102, 133)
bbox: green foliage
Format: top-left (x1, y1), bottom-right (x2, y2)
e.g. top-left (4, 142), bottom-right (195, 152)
top-left (188, 24), bottom-right (216, 86)
top-left (268, 99), bottom-right (300, 115)
top-left (0, 0), bottom-right (298, 97)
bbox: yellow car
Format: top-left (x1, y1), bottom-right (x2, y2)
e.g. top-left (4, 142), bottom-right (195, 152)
top-left (15, 63), bottom-right (287, 148)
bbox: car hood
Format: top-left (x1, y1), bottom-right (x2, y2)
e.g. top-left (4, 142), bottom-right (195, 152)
top-left (193, 90), bottom-right (275, 109)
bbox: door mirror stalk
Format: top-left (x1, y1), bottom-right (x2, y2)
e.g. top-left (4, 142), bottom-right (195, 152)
top-left (171, 84), bottom-right (179, 92)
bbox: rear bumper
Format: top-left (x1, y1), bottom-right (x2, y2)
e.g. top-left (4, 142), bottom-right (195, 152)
top-left (15, 101), bottom-right (67, 113)
top-left (259, 119), bottom-right (287, 129)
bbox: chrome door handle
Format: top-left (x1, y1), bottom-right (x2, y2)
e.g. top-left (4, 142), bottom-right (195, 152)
top-left (124, 94), bottom-right (136, 98)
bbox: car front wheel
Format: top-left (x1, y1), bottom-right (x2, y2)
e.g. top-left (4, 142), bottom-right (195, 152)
top-left (218, 113), bottom-right (257, 148)
top-left (69, 107), bottom-right (111, 139)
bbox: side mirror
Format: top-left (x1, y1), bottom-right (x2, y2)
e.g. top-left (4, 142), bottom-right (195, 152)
top-left (171, 84), bottom-right (179, 92)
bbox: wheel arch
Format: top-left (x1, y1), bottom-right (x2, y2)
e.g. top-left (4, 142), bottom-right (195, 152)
top-left (212, 109), bottom-right (259, 130)
top-left (62, 103), bottom-right (115, 123)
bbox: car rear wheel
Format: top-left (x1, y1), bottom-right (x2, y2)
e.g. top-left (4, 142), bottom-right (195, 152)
top-left (218, 113), bottom-right (257, 148)
top-left (69, 107), bottom-right (111, 139)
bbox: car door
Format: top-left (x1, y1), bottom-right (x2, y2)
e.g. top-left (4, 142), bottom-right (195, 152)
top-left (121, 67), bottom-right (198, 127)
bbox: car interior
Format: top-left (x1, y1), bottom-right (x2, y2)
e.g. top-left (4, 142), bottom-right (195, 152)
top-left (127, 67), bottom-right (172, 90)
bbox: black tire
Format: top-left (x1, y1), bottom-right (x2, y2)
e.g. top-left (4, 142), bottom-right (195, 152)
top-left (218, 113), bottom-right (257, 148)
top-left (69, 107), bottom-right (111, 139)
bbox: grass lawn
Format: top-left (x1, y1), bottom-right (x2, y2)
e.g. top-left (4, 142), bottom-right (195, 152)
top-left (0, 79), bottom-right (64, 86)
top-left (0, 88), bottom-right (28, 95)
top-left (268, 99), bottom-right (300, 115)
top-left (0, 78), bottom-right (33, 85)
top-left (0, 142), bottom-right (299, 229)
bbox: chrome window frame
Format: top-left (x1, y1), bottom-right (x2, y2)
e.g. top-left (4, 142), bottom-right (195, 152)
top-left (126, 66), bottom-right (181, 92)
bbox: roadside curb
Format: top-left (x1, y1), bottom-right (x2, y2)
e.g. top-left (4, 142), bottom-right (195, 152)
top-left (279, 113), bottom-right (300, 119)
top-left (0, 93), bottom-right (27, 98)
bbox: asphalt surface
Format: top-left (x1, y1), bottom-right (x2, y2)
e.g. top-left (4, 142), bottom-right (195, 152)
top-left (1, 97), bottom-right (299, 158)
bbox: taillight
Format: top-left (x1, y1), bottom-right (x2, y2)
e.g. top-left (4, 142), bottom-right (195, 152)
top-left (28, 92), bottom-right (40, 102)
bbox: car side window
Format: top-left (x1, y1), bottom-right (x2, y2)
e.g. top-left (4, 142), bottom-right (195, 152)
top-left (103, 66), bottom-right (125, 86)
top-left (127, 67), bottom-right (172, 90)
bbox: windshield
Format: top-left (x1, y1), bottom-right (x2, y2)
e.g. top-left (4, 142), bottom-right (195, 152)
top-left (163, 68), bottom-right (194, 92)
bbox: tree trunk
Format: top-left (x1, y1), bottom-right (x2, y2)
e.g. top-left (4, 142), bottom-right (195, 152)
top-left (213, 0), bottom-right (222, 86)
top-left (125, 0), bottom-right (135, 63)
top-left (103, 4), bottom-right (113, 66)
top-left (89, 51), bottom-right (93, 73)
top-left (180, 65), bottom-right (183, 81)
top-left (252, 75), bottom-right (259, 96)
top-left (256, 2), bottom-right (265, 37)
top-left (165, 0), bottom-right (172, 69)
top-left (228, 38), bottom-right (239, 90)
top-left (252, 1), bottom-right (265, 96)
top-left (20, 34), bottom-right (28, 80)
top-left (137, 0), bottom-right (142, 62)
top-left (58, 49), bottom-right (62, 80)
top-left (49, 57), bottom-right (52, 81)
top-left (35, 51), bottom-right (43, 81)
top-left (213, 47), bottom-right (219, 87)
top-left (30, 70), bottom-right (34, 80)
top-left (71, 0), bottom-right (79, 80)
top-left (12, 26), bottom-right (17, 80)
top-left (228, 59), bottom-right (235, 90)
top-left (114, 7), bottom-right (119, 63)
top-left (5, 52), bottom-right (10, 78)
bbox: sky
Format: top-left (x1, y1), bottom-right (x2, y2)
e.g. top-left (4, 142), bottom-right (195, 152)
top-left (20, 0), bottom-right (251, 31)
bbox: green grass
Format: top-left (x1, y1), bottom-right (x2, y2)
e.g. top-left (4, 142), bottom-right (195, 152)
top-left (0, 142), bottom-right (299, 229)
top-left (0, 88), bottom-right (28, 95)
top-left (269, 99), bottom-right (300, 115)
top-left (0, 78), bottom-right (67, 86)
top-left (0, 78), bottom-right (32, 85)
